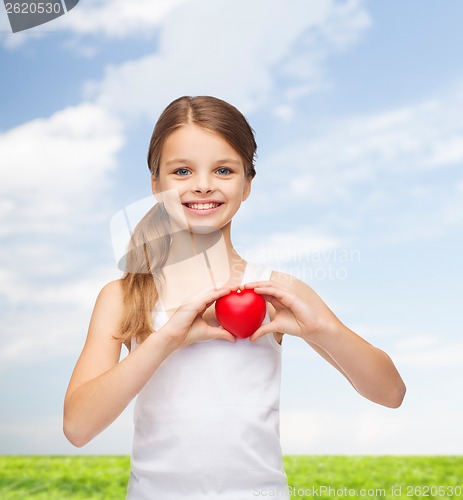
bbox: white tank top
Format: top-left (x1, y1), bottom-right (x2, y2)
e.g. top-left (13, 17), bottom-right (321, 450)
top-left (127, 262), bottom-right (289, 500)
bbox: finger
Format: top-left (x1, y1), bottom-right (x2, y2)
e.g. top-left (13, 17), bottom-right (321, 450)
top-left (244, 281), bottom-right (291, 296)
top-left (246, 284), bottom-right (296, 309)
top-left (243, 280), bottom-right (287, 290)
top-left (198, 285), bottom-right (232, 307)
top-left (178, 286), bottom-right (231, 317)
top-left (255, 293), bottom-right (286, 310)
top-left (249, 321), bottom-right (279, 342)
top-left (205, 326), bottom-right (236, 343)
top-left (243, 281), bottom-right (271, 290)
top-left (219, 278), bottom-right (241, 290)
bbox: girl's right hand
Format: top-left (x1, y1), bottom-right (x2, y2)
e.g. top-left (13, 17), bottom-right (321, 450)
top-left (159, 285), bottom-right (237, 349)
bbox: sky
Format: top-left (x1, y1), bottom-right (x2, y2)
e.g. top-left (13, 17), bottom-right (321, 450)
top-left (0, 0), bottom-right (462, 456)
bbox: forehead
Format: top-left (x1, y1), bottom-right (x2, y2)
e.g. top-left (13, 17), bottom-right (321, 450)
top-left (161, 124), bottom-right (242, 164)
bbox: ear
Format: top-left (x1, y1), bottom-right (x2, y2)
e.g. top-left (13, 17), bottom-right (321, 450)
top-left (242, 177), bottom-right (252, 202)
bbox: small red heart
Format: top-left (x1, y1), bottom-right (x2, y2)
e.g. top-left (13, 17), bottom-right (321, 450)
top-left (215, 288), bottom-right (266, 339)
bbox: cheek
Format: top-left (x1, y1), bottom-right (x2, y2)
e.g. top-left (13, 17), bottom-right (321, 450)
top-left (226, 187), bottom-right (242, 204)
top-left (155, 174), bottom-right (180, 195)
top-left (155, 187), bottom-right (186, 223)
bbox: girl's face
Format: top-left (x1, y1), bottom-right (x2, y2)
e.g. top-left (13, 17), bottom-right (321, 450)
top-left (152, 124), bottom-right (252, 234)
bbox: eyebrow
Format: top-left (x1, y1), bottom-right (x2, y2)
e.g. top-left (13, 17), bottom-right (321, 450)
top-left (165, 158), bottom-right (188, 166)
top-left (165, 158), bottom-right (241, 166)
top-left (220, 158), bottom-right (241, 165)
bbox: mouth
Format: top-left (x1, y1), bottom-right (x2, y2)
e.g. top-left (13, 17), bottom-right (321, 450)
top-left (182, 201), bottom-right (224, 216)
top-left (183, 202), bottom-right (223, 210)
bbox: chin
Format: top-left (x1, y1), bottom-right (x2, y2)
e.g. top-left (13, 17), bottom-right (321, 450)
top-left (189, 225), bottom-right (221, 235)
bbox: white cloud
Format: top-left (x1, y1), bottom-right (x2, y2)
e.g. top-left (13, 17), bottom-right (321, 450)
top-left (278, 332), bottom-right (463, 454)
top-left (347, 326), bottom-right (463, 369)
top-left (273, 105), bottom-right (295, 123)
top-left (82, 0), bottom-right (370, 122)
top-left (0, 264), bottom-right (117, 310)
top-left (0, 0), bottom-right (189, 49)
top-left (58, 0), bottom-right (190, 38)
top-left (0, 103), bottom-right (124, 233)
top-left (0, 103), bottom-right (125, 364)
top-left (0, 311), bottom-right (84, 364)
top-left (281, 406), bottom-right (463, 454)
top-left (0, 416), bottom-right (66, 453)
top-left (0, 407), bottom-right (134, 454)
top-left (395, 335), bottom-right (439, 351)
top-left (0, 264), bottom-right (121, 364)
top-left (267, 92), bottom-right (463, 205)
top-left (351, 324), bottom-right (463, 370)
top-left (242, 227), bottom-right (340, 266)
top-left (2, 0), bottom-right (371, 66)
top-left (394, 338), bottom-right (463, 369)
top-left (0, 24), bottom-right (39, 50)
top-left (253, 79), bottom-right (463, 245)
top-left (0, 102), bottom-right (124, 297)
top-left (0, 0), bottom-right (371, 366)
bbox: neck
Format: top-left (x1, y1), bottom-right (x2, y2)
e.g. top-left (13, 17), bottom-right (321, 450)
top-left (165, 222), bottom-right (245, 284)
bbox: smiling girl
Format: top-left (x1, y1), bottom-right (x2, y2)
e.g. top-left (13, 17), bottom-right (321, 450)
top-left (64, 96), bottom-right (406, 500)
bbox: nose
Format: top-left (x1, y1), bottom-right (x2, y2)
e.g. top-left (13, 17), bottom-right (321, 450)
top-left (193, 173), bottom-right (213, 194)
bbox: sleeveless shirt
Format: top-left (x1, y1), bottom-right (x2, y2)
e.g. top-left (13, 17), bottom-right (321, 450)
top-left (126, 262), bottom-right (289, 500)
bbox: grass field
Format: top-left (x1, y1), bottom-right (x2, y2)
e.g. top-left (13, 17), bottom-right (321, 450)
top-left (0, 456), bottom-right (461, 499)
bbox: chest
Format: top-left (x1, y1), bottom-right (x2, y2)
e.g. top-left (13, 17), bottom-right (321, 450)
top-left (157, 260), bottom-right (283, 345)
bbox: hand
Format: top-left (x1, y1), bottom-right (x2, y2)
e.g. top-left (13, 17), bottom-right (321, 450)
top-left (243, 280), bottom-right (326, 342)
top-left (160, 285), bottom-right (237, 349)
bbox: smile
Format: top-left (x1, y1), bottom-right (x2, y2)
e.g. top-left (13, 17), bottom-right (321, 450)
top-left (183, 202), bottom-right (223, 210)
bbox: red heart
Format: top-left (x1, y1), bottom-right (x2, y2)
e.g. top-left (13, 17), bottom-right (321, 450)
top-left (215, 289), bottom-right (266, 339)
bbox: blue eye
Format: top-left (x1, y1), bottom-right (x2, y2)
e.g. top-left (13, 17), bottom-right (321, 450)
top-left (216, 167), bottom-right (231, 175)
top-left (174, 168), bottom-right (191, 176)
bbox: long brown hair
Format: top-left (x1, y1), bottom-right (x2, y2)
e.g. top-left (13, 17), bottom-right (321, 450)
top-left (118, 96), bottom-right (257, 344)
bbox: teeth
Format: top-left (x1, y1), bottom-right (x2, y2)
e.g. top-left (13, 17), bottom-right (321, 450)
top-left (186, 203), bottom-right (220, 210)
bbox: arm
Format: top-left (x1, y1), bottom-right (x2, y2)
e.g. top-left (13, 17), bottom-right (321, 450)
top-left (244, 272), bottom-right (406, 409)
top-left (63, 280), bottom-right (235, 447)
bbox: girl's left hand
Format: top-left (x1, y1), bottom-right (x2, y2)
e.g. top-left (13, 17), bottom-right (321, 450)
top-left (245, 277), bottom-right (407, 409)
top-left (243, 279), bottom-right (327, 342)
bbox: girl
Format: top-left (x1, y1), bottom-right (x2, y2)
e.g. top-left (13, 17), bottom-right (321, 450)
top-left (64, 96), bottom-right (406, 499)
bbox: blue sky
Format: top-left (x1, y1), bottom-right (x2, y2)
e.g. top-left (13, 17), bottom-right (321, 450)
top-left (0, 0), bottom-right (462, 455)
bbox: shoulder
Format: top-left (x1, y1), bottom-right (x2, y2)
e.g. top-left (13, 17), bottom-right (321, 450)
top-left (91, 279), bottom-right (126, 326)
top-left (98, 278), bottom-right (126, 307)
top-left (96, 279), bottom-right (125, 305)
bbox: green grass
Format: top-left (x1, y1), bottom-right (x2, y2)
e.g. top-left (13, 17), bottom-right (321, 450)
top-left (0, 456), bottom-right (130, 499)
top-left (0, 456), bottom-right (461, 499)
top-left (284, 456), bottom-right (462, 499)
